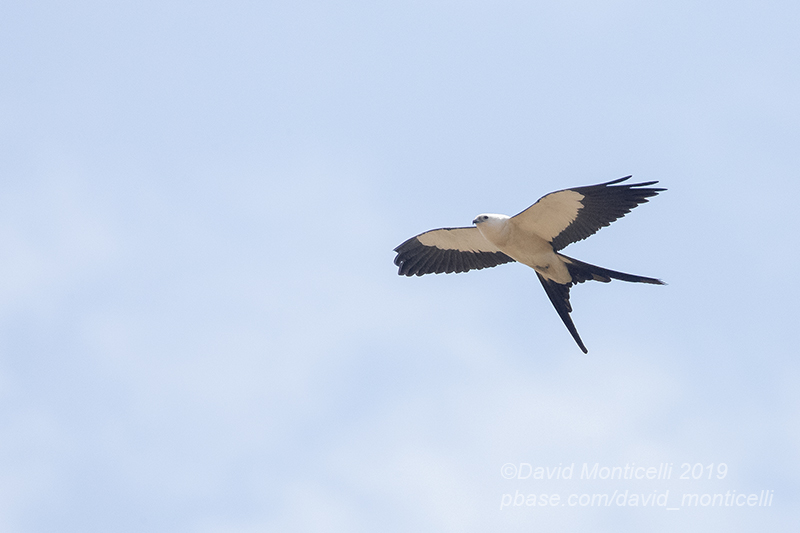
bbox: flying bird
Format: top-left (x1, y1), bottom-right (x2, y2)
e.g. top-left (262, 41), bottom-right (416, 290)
top-left (393, 176), bottom-right (665, 353)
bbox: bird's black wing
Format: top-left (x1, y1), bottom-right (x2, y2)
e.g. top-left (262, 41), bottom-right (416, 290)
top-left (394, 227), bottom-right (515, 276)
top-left (512, 176), bottom-right (665, 251)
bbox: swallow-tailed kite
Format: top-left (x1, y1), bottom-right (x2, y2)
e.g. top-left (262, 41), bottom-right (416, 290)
top-left (393, 176), bottom-right (665, 353)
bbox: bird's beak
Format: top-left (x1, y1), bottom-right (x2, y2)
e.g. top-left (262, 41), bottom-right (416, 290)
top-left (472, 218), bottom-right (480, 225)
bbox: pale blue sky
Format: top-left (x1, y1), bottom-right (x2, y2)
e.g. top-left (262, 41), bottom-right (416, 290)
top-left (1, 1), bottom-right (799, 531)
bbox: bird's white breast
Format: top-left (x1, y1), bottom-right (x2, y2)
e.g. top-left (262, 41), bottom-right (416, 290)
top-left (478, 216), bottom-right (572, 283)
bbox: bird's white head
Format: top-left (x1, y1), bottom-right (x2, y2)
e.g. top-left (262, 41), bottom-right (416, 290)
top-left (472, 213), bottom-right (509, 226)
top-left (472, 213), bottom-right (510, 243)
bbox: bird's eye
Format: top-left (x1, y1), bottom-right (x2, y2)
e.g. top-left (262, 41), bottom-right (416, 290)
top-left (483, 215), bottom-right (488, 220)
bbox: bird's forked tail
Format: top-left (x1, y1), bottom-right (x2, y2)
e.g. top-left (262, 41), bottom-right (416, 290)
top-left (558, 253), bottom-right (665, 285)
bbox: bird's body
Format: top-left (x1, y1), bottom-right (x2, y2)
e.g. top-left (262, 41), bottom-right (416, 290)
top-left (393, 176), bottom-right (665, 353)
top-left (474, 214), bottom-right (572, 283)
